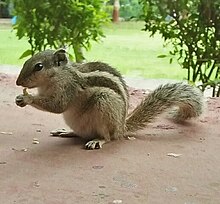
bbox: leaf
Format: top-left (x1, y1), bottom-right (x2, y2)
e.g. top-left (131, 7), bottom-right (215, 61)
top-left (12, 0), bottom-right (109, 61)
top-left (157, 54), bottom-right (167, 58)
top-left (169, 58), bottom-right (173, 64)
top-left (19, 50), bottom-right (32, 59)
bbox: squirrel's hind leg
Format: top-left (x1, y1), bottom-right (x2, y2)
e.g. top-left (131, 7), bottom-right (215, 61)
top-left (84, 126), bottom-right (111, 150)
top-left (84, 126), bottom-right (124, 150)
top-left (85, 139), bottom-right (108, 150)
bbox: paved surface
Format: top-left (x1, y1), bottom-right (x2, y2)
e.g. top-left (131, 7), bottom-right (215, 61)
top-left (0, 18), bottom-right (11, 25)
top-left (0, 69), bottom-right (220, 204)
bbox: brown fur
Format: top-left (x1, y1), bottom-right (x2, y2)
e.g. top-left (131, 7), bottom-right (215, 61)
top-left (15, 49), bottom-right (204, 149)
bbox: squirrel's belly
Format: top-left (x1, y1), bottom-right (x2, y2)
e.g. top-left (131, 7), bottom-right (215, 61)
top-left (63, 108), bottom-right (101, 139)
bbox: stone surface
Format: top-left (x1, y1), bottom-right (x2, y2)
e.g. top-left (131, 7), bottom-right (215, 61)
top-left (0, 72), bottom-right (220, 204)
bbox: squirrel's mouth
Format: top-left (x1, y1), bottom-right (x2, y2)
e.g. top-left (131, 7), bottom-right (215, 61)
top-left (16, 82), bottom-right (36, 89)
top-left (16, 78), bottom-right (36, 89)
top-left (22, 85), bottom-right (36, 89)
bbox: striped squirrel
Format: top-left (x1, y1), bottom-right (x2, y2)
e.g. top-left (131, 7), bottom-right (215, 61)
top-left (15, 49), bottom-right (204, 150)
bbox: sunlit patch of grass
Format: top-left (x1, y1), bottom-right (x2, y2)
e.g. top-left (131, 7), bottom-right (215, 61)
top-left (0, 22), bottom-right (186, 79)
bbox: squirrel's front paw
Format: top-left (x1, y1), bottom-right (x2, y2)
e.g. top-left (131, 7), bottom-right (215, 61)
top-left (15, 94), bottom-right (33, 107)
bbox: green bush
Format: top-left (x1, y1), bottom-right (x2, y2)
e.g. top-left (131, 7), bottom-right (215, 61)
top-left (11, 0), bottom-right (109, 62)
top-left (141, 0), bottom-right (220, 96)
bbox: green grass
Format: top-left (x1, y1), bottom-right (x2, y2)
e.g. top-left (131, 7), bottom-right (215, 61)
top-left (0, 25), bottom-right (29, 65)
top-left (0, 22), bottom-right (186, 79)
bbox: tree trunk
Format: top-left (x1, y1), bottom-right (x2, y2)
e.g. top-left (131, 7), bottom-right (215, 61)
top-left (112, 0), bottom-right (120, 23)
top-left (73, 45), bottom-right (86, 63)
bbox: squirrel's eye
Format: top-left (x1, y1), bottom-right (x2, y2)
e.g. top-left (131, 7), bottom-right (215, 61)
top-left (34, 63), bottom-right (43, 72)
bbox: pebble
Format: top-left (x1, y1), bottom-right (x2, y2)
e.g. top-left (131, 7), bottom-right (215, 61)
top-left (113, 200), bottom-right (122, 204)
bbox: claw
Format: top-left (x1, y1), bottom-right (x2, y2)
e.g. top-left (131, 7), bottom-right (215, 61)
top-left (85, 139), bottom-right (106, 150)
top-left (15, 95), bottom-right (26, 107)
top-left (50, 128), bottom-right (76, 138)
top-left (50, 128), bottom-right (68, 136)
top-left (15, 93), bottom-right (33, 107)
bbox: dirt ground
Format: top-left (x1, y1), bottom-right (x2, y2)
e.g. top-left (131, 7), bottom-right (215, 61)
top-left (0, 72), bottom-right (220, 204)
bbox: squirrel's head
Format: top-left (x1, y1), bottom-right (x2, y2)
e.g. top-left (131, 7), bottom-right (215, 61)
top-left (16, 49), bottom-right (69, 88)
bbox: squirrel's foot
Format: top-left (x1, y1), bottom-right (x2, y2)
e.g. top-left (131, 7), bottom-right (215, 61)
top-left (50, 128), bottom-right (77, 137)
top-left (15, 94), bottom-right (33, 107)
top-left (85, 139), bottom-right (107, 150)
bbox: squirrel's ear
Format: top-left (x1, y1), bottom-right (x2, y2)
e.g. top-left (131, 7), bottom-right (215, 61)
top-left (53, 49), bottom-right (68, 66)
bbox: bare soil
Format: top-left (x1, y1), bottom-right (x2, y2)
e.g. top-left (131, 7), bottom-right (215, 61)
top-left (0, 73), bottom-right (220, 204)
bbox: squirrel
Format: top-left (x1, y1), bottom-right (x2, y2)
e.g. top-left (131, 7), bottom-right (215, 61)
top-left (15, 49), bottom-right (204, 150)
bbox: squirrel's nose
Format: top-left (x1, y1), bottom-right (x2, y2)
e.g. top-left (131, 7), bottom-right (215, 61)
top-left (16, 77), bottom-right (23, 86)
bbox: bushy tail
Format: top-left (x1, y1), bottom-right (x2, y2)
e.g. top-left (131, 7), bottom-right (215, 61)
top-left (125, 83), bottom-right (204, 132)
